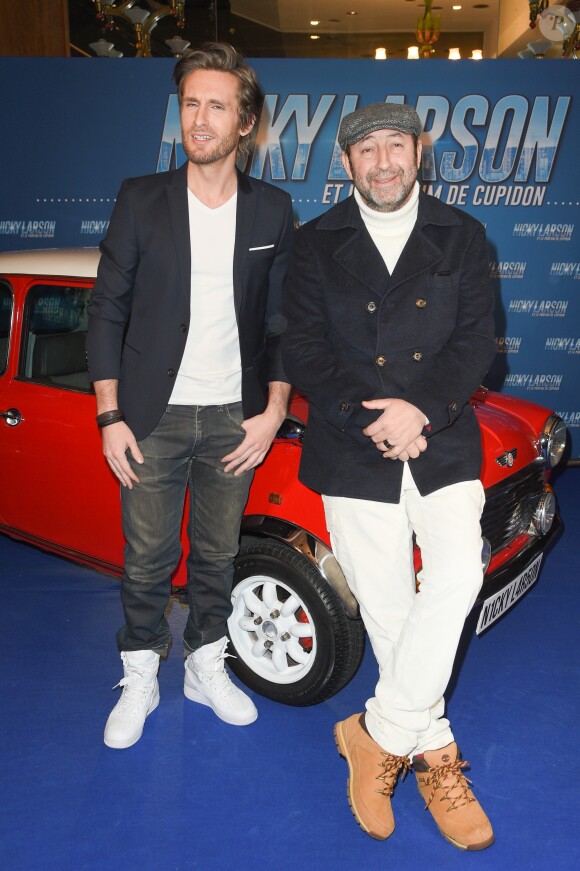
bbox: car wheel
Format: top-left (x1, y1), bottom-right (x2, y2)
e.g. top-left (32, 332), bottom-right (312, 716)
top-left (228, 538), bottom-right (365, 706)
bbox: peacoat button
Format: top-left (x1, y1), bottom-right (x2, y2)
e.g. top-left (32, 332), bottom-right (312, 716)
top-left (167, 368), bottom-right (176, 377)
top-left (415, 298), bottom-right (427, 308)
top-left (340, 402), bottom-right (350, 412)
top-left (180, 323), bottom-right (187, 332)
top-left (376, 355), bottom-right (387, 366)
top-left (367, 301), bottom-right (377, 313)
top-left (450, 401), bottom-right (458, 412)
top-left (412, 352), bottom-right (423, 361)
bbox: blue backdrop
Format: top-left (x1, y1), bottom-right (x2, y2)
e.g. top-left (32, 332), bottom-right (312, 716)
top-left (1, 58), bottom-right (578, 455)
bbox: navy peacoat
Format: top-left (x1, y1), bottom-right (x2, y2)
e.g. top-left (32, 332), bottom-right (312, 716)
top-left (282, 190), bottom-right (496, 503)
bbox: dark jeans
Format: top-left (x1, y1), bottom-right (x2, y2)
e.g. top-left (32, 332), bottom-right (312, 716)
top-left (117, 403), bottom-right (253, 655)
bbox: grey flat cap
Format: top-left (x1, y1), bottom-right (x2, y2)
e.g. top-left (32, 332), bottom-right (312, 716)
top-left (338, 102), bottom-right (422, 150)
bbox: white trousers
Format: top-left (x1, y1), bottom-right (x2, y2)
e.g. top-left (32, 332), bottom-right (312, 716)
top-left (323, 463), bottom-right (485, 758)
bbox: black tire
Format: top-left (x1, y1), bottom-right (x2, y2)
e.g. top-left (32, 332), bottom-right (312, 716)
top-left (228, 538), bottom-right (365, 706)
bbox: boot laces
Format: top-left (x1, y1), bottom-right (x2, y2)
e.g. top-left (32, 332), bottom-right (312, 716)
top-left (112, 655), bottom-right (156, 710)
top-left (376, 752), bottom-right (411, 797)
top-left (194, 644), bottom-right (239, 697)
top-left (422, 759), bottom-right (476, 812)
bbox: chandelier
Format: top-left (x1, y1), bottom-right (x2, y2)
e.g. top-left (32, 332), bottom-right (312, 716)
top-left (525, 1), bottom-right (580, 58)
top-left (528, 1), bottom-right (550, 29)
top-left (89, 1), bottom-right (190, 57)
top-left (416, 0), bottom-right (441, 58)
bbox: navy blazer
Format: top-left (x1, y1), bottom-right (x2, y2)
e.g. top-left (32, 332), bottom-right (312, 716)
top-left (282, 191), bottom-right (496, 503)
top-left (87, 164), bottom-right (293, 440)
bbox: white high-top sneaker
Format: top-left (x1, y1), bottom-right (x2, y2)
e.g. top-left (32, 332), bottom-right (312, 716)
top-left (184, 637), bottom-right (257, 726)
top-left (104, 650), bottom-right (160, 749)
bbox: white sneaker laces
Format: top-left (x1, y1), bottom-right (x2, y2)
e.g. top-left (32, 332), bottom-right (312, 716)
top-left (194, 646), bottom-right (239, 697)
top-left (112, 656), bottom-right (156, 710)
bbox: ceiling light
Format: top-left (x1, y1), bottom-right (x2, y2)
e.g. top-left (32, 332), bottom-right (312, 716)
top-left (524, 39), bottom-right (553, 58)
top-left (452, 4), bottom-right (462, 9)
top-left (375, 47), bottom-right (387, 59)
top-left (125, 6), bottom-right (150, 25)
top-left (448, 47), bottom-right (461, 59)
top-left (89, 38), bottom-right (117, 57)
top-left (310, 34), bottom-right (320, 40)
top-left (407, 46), bottom-right (420, 59)
top-left (310, 21), bottom-right (319, 26)
top-left (165, 37), bottom-right (191, 57)
top-left (346, 11), bottom-right (358, 15)
top-left (471, 49), bottom-right (483, 60)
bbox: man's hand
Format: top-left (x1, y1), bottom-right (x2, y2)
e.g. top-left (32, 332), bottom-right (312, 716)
top-left (362, 398), bottom-right (426, 459)
top-left (102, 421), bottom-right (143, 488)
top-left (222, 409), bottom-right (283, 476)
top-left (386, 435), bottom-right (428, 461)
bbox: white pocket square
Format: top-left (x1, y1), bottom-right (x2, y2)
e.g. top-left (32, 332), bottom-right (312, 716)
top-left (248, 244), bottom-right (275, 251)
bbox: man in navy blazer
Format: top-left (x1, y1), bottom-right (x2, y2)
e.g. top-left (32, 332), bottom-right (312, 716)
top-left (87, 43), bottom-right (292, 749)
top-left (283, 103), bottom-right (496, 850)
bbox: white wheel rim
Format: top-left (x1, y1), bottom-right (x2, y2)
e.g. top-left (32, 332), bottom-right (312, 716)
top-left (228, 574), bottom-right (318, 685)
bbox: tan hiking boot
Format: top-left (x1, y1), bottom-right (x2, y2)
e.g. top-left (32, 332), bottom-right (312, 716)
top-left (334, 713), bottom-right (410, 840)
top-left (413, 742), bottom-right (494, 851)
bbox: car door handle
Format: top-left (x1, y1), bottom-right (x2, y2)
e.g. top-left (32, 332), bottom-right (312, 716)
top-left (0, 407), bottom-right (24, 426)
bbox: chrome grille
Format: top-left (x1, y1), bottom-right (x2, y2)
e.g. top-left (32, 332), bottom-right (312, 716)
top-left (482, 460), bottom-right (546, 554)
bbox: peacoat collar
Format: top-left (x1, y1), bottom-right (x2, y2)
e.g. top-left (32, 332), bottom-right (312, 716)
top-left (316, 189), bottom-right (462, 297)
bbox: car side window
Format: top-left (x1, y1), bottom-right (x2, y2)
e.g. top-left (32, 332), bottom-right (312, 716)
top-left (21, 283), bottom-right (92, 392)
top-left (0, 282), bottom-right (12, 375)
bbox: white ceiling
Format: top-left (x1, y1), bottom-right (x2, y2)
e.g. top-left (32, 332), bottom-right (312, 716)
top-left (232, 0), bottom-right (500, 34)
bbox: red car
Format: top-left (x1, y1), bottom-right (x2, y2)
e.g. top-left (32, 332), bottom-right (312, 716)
top-left (0, 250), bottom-right (566, 705)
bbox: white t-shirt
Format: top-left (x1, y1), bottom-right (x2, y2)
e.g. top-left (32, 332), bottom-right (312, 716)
top-left (169, 189), bottom-right (242, 405)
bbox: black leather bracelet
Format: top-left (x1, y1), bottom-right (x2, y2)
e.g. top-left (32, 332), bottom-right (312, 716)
top-left (96, 409), bottom-right (125, 428)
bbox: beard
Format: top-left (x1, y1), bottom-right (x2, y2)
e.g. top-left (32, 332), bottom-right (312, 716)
top-left (182, 127), bottom-right (240, 166)
top-left (353, 166), bottom-right (417, 213)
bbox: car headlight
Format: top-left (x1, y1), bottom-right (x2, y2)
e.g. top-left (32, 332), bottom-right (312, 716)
top-left (539, 415), bottom-right (567, 467)
top-left (532, 490), bottom-right (556, 535)
top-left (481, 537), bottom-right (492, 573)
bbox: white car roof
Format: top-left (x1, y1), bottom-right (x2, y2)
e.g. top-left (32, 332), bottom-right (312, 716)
top-left (0, 248), bottom-right (100, 278)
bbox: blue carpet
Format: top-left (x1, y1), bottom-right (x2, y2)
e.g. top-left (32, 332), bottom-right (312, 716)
top-left (1, 468), bottom-right (578, 871)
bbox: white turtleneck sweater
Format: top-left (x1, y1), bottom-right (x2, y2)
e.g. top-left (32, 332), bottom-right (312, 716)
top-left (354, 181), bottom-right (420, 275)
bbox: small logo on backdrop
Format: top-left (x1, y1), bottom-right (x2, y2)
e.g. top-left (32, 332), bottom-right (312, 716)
top-left (496, 337), bottom-right (522, 353)
top-left (489, 262), bottom-right (526, 279)
top-left (80, 220), bottom-right (109, 235)
top-left (544, 337), bottom-right (580, 354)
top-left (504, 374), bottom-right (563, 391)
top-left (508, 299), bottom-right (568, 317)
top-left (550, 262), bottom-right (580, 278)
top-left (0, 219), bottom-right (56, 239)
top-left (513, 223), bottom-right (574, 242)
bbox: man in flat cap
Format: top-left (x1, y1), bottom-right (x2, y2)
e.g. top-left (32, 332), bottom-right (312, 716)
top-left (283, 102), bottom-right (496, 850)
